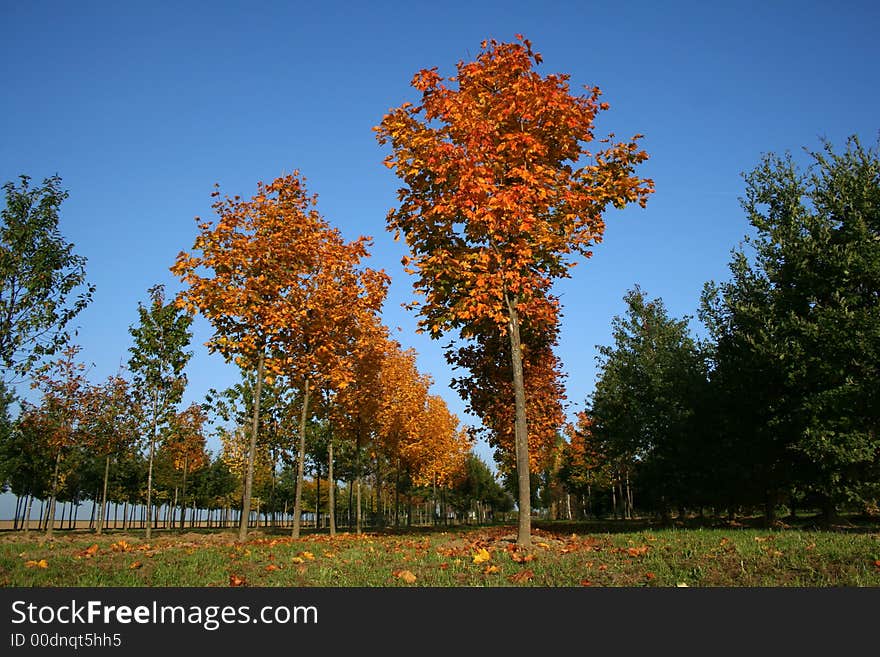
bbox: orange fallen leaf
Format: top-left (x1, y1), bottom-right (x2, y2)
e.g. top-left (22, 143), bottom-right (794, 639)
top-left (394, 569), bottom-right (417, 584)
top-left (627, 546), bottom-right (649, 557)
top-left (508, 569), bottom-right (534, 583)
top-left (298, 551), bottom-right (315, 560)
top-left (265, 564), bottom-right (280, 572)
top-left (645, 572), bottom-right (656, 580)
top-left (78, 544), bottom-right (99, 558)
top-left (483, 565), bottom-right (500, 574)
top-left (598, 564), bottom-right (608, 571)
top-left (25, 559), bottom-right (48, 569)
top-left (111, 540), bottom-right (131, 552)
top-left (873, 560), bottom-right (880, 569)
top-left (229, 574), bottom-right (247, 587)
top-left (580, 579), bottom-right (592, 587)
top-left (129, 561), bottom-right (143, 570)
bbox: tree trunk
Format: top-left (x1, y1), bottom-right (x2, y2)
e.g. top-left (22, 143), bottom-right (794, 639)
top-left (179, 455), bottom-right (188, 533)
top-left (394, 458), bottom-right (400, 528)
top-left (146, 389), bottom-right (159, 541)
top-left (356, 428), bottom-right (362, 535)
top-left (315, 470), bottom-right (321, 530)
top-left (97, 455), bottom-right (111, 535)
top-left (13, 494), bottom-right (23, 531)
top-left (45, 449), bottom-right (62, 538)
top-left (505, 295), bottom-right (531, 547)
top-left (764, 490), bottom-right (777, 528)
top-left (292, 376), bottom-right (310, 538)
top-left (347, 478), bottom-right (353, 531)
top-left (239, 348), bottom-right (265, 542)
top-left (328, 435), bottom-right (336, 537)
top-left (375, 458), bottom-right (383, 528)
top-left (23, 492), bottom-right (34, 534)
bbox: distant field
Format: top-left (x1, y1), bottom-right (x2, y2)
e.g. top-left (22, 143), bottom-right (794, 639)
top-left (2, 519), bottom-right (879, 587)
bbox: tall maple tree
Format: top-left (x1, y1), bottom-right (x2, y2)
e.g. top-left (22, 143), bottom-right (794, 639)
top-left (375, 35), bottom-right (653, 544)
top-left (172, 172), bottom-right (387, 540)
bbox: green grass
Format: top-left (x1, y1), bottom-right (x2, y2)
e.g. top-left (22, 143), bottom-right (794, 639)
top-left (2, 520), bottom-right (878, 587)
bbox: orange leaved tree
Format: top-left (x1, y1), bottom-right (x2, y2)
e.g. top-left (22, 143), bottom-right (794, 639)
top-left (284, 231), bottom-right (388, 539)
top-left (172, 172), bottom-right (387, 540)
top-left (376, 36), bottom-right (653, 545)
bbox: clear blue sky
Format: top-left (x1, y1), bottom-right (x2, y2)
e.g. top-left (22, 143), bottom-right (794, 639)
top-left (1, 0), bottom-right (878, 473)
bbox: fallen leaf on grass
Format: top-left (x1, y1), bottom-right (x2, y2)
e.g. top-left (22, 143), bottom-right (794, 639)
top-left (580, 579), bottom-right (592, 587)
top-left (483, 565), bottom-right (500, 574)
top-left (536, 542), bottom-right (550, 549)
top-left (627, 546), bottom-right (649, 557)
top-left (111, 540), bottom-right (131, 552)
top-left (676, 582), bottom-right (689, 587)
top-left (265, 564), bottom-right (280, 572)
top-left (291, 557), bottom-right (305, 564)
top-left (472, 548), bottom-right (491, 564)
top-left (25, 559), bottom-right (48, 569)
top-left (298, 551), bottom-right (315, 561)
top-left (76, 544), bottom-right (99, 559)
top-left (645, 572), bottom-right (656, 580)
top-left (510, 551), bottom-right (536, 563)
top-left (393, 569), bottom-right (417, 584)
top-left (129, 561), bottom-right (143, 570)
top-left (508, 569), bottom-right (534, 584)
top-left (873, 560), bottom-right (880, 570)
top-left (229, 574), bottom-right (247, 587)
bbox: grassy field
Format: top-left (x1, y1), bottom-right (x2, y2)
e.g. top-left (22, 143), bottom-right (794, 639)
top-left (2, 519), bottom-right (879, 587)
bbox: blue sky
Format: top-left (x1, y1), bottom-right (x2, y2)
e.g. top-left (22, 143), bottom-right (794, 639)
top-left (1, 0), bottom-right (878, 472)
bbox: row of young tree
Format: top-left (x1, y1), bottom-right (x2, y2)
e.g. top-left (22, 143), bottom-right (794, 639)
top-left (2, 35), bottom-right (875, 545)
top-left (552, 136), bottom-right (879, 526)
top-left (0, 169), bottom-right (484, 540)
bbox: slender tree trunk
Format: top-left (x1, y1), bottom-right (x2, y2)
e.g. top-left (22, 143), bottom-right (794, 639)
top-left (394, 458), bottom-right (400, 528)
top-left (97, 455), bottom-right (111, 535)
top-left (347, 478), bottom-right (353, 531)
top-left (316, 471), bottom-right (321, 530)
top-left (356, 428), bottom-right (362, 535)
top-left (505, 295), bottom-right (531, 547)
top-left (13, 494), bottom-right (23, 531)
top-left (292, 376), bottom-right (311, 538)
top-left (45, 449), bottom-right (63, 538)
top-left (23, 492), bottom-right (34, 535)
top-left (328, 435), bottom-right (336, 537)
top-left (179, 455), bottom-right (188, 534)
top-left (611, 481), bottom-right (617, 519)
top-left (146, 389), bottom-right (159, 541)
top-left (239, 348), bottom-right (265, 542)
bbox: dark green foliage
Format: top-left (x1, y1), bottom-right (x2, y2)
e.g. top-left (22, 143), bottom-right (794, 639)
top-left (588, 286), bottom-right (709, 516)
top-left (0, 175), bottom-right (93, 381)
top-left (702, 135), bottom-right (880, 520)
